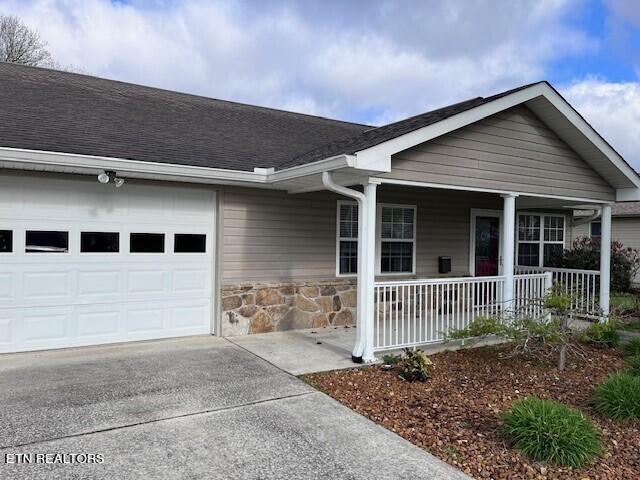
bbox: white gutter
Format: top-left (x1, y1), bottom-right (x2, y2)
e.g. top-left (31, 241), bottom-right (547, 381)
top-left (0, 147), bottom-right (358, 188)
top-left (321, 172), bottom-right (366, 362)
top-left (573, 207), bottom-right (602, 227)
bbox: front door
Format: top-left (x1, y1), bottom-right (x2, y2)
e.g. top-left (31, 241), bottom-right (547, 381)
top-left (474, 216), bottom-right (500, 276)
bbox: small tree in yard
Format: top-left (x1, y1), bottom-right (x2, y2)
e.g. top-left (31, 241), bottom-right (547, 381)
top-left (449, 285), bottom-right (579, 371)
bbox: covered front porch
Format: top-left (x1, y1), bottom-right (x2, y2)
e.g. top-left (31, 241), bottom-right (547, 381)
top-left (324, 177), bottom-right (612, 362)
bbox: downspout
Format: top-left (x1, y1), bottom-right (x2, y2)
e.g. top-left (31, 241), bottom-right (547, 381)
top-left (322, 172), bottom-right (367, 362)
top-left (572, 208), bottom-right (601, 227)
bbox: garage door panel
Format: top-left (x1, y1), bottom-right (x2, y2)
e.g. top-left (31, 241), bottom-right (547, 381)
top-left (0, 272), bottom-right (13, 300)
top-left (171, 303), bottom-right (210, 329)
top-left (23, 271), bottom-right (72, 300)
top-left (126, 306), bottom-right (167, 335)
top-left (76, 308), bottom-right (122, 338)
top-left (78, 271), bottom-right (122, 297)
top-left (172, 269), bottom-right (209, 294)
top-left (0, 175), bottom-right (215, 353)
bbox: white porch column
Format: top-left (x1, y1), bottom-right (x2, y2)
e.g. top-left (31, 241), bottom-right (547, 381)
top-left (501, 193), bottom-right (517, 312)
top-left (362, 180), bottom-right (379, 363)
top-left (599, 204), bottom-right (612, 318)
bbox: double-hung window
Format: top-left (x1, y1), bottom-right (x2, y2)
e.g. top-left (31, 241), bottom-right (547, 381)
top-left (337, 202), bottom-right (358, 275)
top-left (516, 214), bottom-right (565, 267)
top-left (336, 202), bottom-right (416, 276)
top-left (590, 221), bottom-right (601, 240)
top-left (378, 205), bottom-right (416, 274)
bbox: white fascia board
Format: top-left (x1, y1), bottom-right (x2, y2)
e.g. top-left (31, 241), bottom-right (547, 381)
top-left (354, 83), bottom-right (640, 196)
top-left (0, 147), bottom-right (267, 184)
top-left (0, 147), bottom-right (358, 188)
top-left (269, 155), bottom-right (356, 183)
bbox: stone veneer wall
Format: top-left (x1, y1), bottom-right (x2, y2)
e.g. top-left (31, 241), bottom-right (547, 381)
top-left (221, 279), bottom-right (357, 336)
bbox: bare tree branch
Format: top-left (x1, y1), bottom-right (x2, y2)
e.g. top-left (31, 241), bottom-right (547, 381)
top-left (0, 14), bottom-right (53, 66)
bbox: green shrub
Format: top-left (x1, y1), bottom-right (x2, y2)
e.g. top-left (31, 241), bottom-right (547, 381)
top-left (580, 320), bottom-right (620, 348)
top-left (594, 372), bottom-right (640, 422)
top-left (399, 348), bottom-right (433, 382)
top-left (627, 355), bottom-right (640, 377)
top-left (381, 353), bottom-right (402, 366)
top-left (623, 338), bottom-right (640, 357)
top-left (501, 397), bottom-right (601, 468)
top-left (448, 316), bottom-right (506, 339)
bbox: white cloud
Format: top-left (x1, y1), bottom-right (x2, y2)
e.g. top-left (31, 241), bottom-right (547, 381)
top-left (0, 0), bottom-right (595, 124)
top-left (562, 78), bottom-right (640, 171)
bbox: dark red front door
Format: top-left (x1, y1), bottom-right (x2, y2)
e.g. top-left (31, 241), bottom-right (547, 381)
top-left (475, 217), bottom-right (500, 276)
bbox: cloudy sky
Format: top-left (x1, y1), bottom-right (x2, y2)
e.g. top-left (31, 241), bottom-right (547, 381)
top-left (1, 0), bottom-right (639, 168)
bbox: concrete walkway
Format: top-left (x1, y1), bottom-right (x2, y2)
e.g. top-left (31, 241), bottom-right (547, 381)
top-left (0, 336), bottom-right (469, 479)
top-left (229, 325), bottom-right (506, 375)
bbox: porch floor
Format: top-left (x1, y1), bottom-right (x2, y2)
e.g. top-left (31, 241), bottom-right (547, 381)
top-left (226, 325), bottom-right (506, 375)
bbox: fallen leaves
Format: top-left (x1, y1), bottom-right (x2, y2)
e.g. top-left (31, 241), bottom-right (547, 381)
top-left (303, 345), bottom-right (639, 480)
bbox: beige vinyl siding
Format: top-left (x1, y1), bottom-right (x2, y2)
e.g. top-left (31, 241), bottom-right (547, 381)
top-left (220, 185), bottom-right (502, 284)
top-left (382, 105), bottom-right (616, 201)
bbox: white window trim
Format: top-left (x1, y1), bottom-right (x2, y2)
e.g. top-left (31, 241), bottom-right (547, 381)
top-left (376, 203), bottom-right (417, 276)
top-left (336, 200), bottom-right (358, 278)
top-left (335, 201), bottom-right (418, 277)
top-left (589, 220), bottom-right (602, 239)
top-left (516, 212), bottom-right (567, 268)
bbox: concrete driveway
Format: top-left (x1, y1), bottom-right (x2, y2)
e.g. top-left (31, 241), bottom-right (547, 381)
top-left (0, 336), bottom-right (468, 479)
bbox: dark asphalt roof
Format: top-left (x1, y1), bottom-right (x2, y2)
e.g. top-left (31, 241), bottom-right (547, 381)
top-left (0, 62), bottom-right (544, 172)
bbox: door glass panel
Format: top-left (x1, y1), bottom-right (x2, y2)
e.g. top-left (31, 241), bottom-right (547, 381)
top-left (475, 217), bottom-right (500, 276)
top-left (81, 232), bottom-right (120, 253)
top-left (0, 230), bottom-right (12, 252)
top-left (130, 233), bottom-right (165, 253)
top-left (174, 234), bottom-right (206, 253)
top-left (26, 231), bottom-right (69, 253)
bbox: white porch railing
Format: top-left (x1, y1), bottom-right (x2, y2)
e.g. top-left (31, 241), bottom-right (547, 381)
top-left (373, 275), bottom-right (555, 352)
top-left (514, 266), bottom-right (600, 316)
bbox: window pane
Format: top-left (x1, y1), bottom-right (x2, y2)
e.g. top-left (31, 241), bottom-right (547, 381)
top-left (130, 233), bottom-right (164, 253)
top-left (174, 234), bottom-right (206, 253)
top-left (381, 206), bottom-right (414, 240)
top-left (544, 244), bottom-right (564, 266)
top-left (590, 221), bottom-right (601, 238)
top-left (0, 230), bottom-right (12, 253)
top-left (339, 240), bottom-right (357, 274)
top-left (380, 241), bottom-right (413, 273)
top-left (518, 215), bottom-right (540, 241)
top-left (81, 232), bottom-right (119, 253)
top-left (544, 216), bottom-right (564, 242)
top-left (517, 243), bottom-right (539, 266)
top-left (26, 231), bottom-right (68, 253)
top-left (339, 204), bottom-right (358, 238)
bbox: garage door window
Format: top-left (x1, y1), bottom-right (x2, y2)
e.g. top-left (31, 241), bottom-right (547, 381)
top-left (81, 232), bottom-right (119, 253)
top-left (130, 233), bottom-right (164, 253)
top-left (174, 234), bottom-right (206, 253)
top-left (0, 230), bottom-right (11, 252)
top-left (26, 231), bottom-right (69, 253)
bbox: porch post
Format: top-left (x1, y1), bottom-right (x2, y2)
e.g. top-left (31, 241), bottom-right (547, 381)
top-left (599, 204), bottom-right (612, 318)
top-left (362, 180), bottom-right (379, 363)
top-left (501, 193), bottom-right (517, 313)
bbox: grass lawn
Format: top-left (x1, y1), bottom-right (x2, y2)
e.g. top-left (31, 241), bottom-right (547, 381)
top-left (303, 345), bottom-right (639, 480)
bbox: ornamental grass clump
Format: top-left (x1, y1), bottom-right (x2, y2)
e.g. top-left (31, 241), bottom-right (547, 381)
top-left (580, 320), bottom-right (620, 348)
top-left (623, 337), bottom-right (640, 357)
top-left (627, 355), bottom-right (640, 377)
top-left (594, 372), bottom-right (640, 422)
top-left (501, 397), bottom-right (601, 468)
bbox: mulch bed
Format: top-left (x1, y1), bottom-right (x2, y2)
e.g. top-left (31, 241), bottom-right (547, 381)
top-left (303, 345), bottom-right (639, 479)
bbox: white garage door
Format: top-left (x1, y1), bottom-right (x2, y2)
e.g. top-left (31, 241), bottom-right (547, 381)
top-left (0, 174), bottom-right (215, 353)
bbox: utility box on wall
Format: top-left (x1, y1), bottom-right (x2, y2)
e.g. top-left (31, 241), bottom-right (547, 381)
top-left (438, 256), bottom-right (451, 274)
